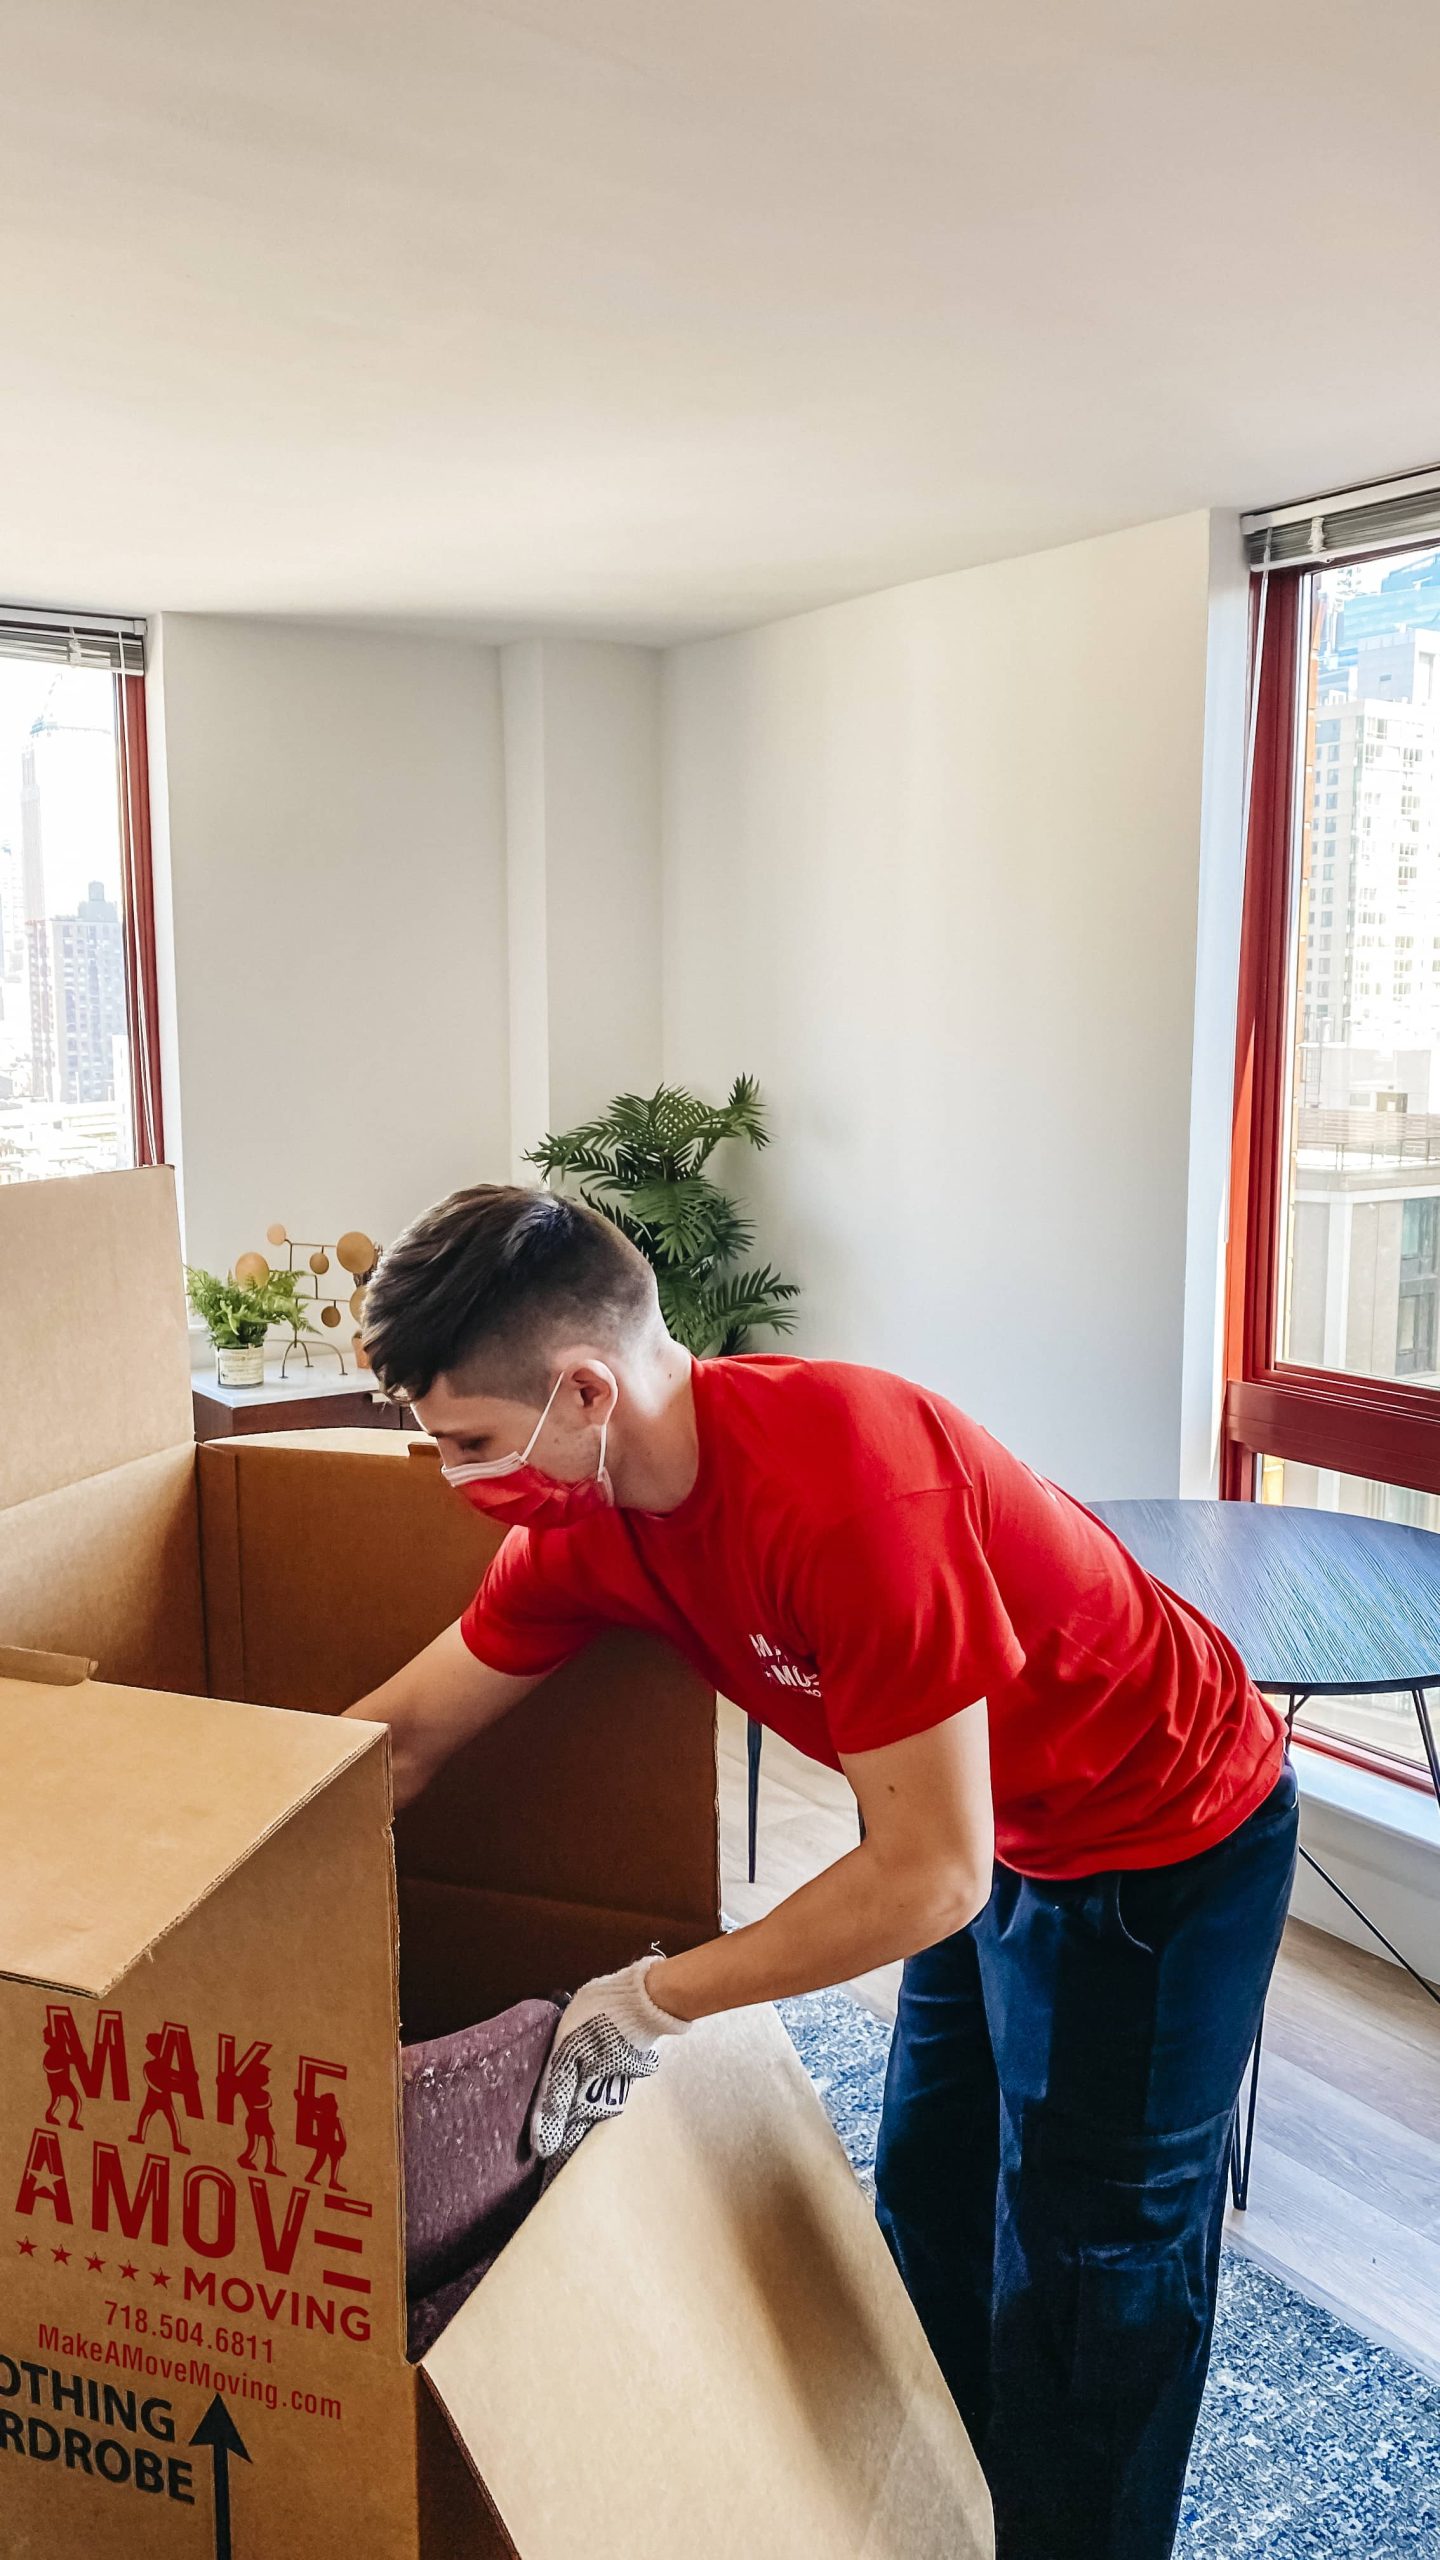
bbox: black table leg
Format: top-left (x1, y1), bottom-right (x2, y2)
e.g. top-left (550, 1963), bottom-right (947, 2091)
top-left (1226, 1696), bottom-right (1309, 2211)
top-left (1232, 1695), bottom-right (1440, 2216)
top-left (1229, 2015), bottom-right (1265, 2211)
top-left (747, 1715), bottom-right (763, 1883)
top-left (1275, 1688), bottom-right (1439, 2005)
top-left (1296, 1843), bottom-right (1440, 2007)
top-left (1411, 1686), bottom-right (1440, 1804)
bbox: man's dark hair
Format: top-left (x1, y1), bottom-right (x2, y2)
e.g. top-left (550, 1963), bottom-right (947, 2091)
top-left (362, 1185), bottom-right (657, 1400)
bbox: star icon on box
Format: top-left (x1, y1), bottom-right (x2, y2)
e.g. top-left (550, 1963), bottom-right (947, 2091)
top-left (51, 2246), bottom-right (71, 2265)
top-left (119, 2262), bottom-right (138, 2281)
top-left (17, 2238), bottom-right (36, 2257)
top-left (86, 2254), bottom-right (105, 2273)
top-left (150, 2268), bottom-right (170, 2288)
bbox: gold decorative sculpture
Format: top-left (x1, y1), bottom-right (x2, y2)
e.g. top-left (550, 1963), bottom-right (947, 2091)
top-left (233, 1225), bottom-right (382, 1376)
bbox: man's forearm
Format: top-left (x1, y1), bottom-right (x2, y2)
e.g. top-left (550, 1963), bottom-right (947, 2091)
top-left (343, 1695), bottom-right (447, 1812)
top-left (647, 1837), bottom-right (985, 2024)
top-left (648, 1705), bottom-right (992, 2023)
top-left (342, 1620), bottom-right (540, 1810)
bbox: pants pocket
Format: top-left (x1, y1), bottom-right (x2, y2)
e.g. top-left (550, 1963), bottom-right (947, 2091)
top-left (1069, 2237), bottom-right (1206, 2416)
top-left (1109, 1872), bottom-right (1156, 1958)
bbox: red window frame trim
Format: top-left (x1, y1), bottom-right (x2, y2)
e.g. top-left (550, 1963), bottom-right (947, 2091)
top-left (114, 668), bottom-right (165, 1169)
top-left (1223, 566), bottom-right (1303, 1496)
top-left (1223, 553), bottom-right (1440, 1793)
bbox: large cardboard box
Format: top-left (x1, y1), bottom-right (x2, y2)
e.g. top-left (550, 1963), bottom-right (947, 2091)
top-left (0, 1171), bottom-right (993, 2556)
top-left (0, 1663), bottom-right (992, 2559)
top-left (0, 1169), bottom-right (721, 2026)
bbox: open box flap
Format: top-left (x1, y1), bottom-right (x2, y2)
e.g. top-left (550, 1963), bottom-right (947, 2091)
top-left (208, 1427), bottom-right (421, 1455)
top-left (0, 1673), bottom-right (386, 1996)
top-left (0, 1166), bottom-right (194, 1511)
top-left (420, 2005), bottom-right (992, 2560)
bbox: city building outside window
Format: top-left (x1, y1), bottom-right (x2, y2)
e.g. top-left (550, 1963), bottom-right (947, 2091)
top-left (0, 613), bottom-right (157, 1181)
top-left (1227, 533), bottom-right (1440, 1780)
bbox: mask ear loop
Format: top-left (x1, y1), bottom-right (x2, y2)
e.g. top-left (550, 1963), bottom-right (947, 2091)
top-left (516, 1367), bottom-right (570, 1465)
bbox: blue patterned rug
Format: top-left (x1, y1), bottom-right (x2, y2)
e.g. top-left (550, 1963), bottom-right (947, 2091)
top-left (779, 1987), bottom-right (1440, 2559)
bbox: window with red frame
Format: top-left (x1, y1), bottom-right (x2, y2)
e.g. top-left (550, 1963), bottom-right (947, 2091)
top-left (0, 611), bottom-right (161, 1181)
top-left (1227, 502), bottom-right (1440, 1779)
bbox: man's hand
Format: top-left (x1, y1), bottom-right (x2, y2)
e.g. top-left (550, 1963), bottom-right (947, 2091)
top-left (530, 1958), bottom-right (690, 2166)
top-left (342, 1620), bottom-right (542, 1809)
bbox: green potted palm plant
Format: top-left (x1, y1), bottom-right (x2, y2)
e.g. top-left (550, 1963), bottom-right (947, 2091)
top-left (185, 1266), bottom-right (314, 1388)
top-left (528, 1076), bottom-right (800, 1354)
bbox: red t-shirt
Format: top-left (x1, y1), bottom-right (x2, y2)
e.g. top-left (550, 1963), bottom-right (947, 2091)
top-left (459, 1356), bottom-right (1282, 1879)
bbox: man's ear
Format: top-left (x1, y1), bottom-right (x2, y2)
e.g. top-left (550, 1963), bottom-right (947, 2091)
top-left (570, 1357), bottom-right (619, 1418)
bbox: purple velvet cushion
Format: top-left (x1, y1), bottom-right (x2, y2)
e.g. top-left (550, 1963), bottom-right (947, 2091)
top-left (402, 1997), bottom-right (560, 2356)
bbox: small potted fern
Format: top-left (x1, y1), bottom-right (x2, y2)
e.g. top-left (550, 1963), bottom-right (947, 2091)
top-left (185, 1266), bottom-right (314, 1388)
top-left (527, 1075), bottom-right (800, 1354)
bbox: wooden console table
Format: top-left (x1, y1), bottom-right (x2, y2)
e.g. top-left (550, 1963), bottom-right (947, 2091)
top-left (192, 1361), bottom-right (408, 1440)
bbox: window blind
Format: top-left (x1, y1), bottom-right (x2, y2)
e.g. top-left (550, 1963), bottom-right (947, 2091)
top-left (0, 604), bottom-right (145, 675)
top-left (1242, 467), bottom-right (1440, 572)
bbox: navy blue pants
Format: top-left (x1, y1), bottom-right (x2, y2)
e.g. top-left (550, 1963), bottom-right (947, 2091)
top-left (875, 1767), bottom-right (1298, 2560)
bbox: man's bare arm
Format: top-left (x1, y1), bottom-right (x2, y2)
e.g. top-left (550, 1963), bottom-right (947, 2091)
top-left (342, 1621), bottom-right (542, 1809)
top-left (646, 1701), bottom-right (993, 2021)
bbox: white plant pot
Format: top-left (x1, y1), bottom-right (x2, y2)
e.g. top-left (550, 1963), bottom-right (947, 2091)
top-left (216, 1344), bottom-right (265, 1389)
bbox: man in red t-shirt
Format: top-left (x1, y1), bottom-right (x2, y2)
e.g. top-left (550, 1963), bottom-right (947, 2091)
top-left (348, 1186), bottom-right (1297, 2560)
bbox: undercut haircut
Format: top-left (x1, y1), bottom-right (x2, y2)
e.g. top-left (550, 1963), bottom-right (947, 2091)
top-left (362, 1185), bottom-right (657, 1401)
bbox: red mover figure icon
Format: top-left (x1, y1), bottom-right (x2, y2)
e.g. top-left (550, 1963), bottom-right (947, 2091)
top-left (235, 2055), bottom-right (283, 2178)
top-left (297, 2089), bottom-right (348, 2191)
top-left (42, 2015), bottom-right (84, 2129)
top-left (129, 2032), bottom-right (195, 2154)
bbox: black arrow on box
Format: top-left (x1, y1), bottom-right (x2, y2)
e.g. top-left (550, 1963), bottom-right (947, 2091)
top-left (190, 2393), bottom-right (251, 2560)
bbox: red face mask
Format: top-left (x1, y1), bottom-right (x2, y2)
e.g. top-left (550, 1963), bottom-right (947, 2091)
top-left (440, 1371), bottom-right (615, 1531)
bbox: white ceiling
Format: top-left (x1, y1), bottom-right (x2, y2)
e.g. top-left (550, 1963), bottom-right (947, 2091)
top-left (3, 0), bottom-right (1439, 642)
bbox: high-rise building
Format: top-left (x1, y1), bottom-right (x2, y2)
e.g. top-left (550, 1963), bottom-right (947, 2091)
top-left (26, 883), bottom-right (126, 1106)
top-left (21, 726), bottom-right (50, 1088)
top-left (0, 838), bottom-right (23, 979)
top-left (1299, 637), bottom-right (1440, 1062)
top-left (1326, 550), bottom-right (1440, 682)
top-left (25, 918), bottom-right (55, 1102)
top-left (19, 734), bottom-right (45, 927)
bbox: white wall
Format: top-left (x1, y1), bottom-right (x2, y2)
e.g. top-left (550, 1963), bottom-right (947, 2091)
top-left (661, 511), bottom-right (1246, 1498)
top-left (1178, 515), bottom-right (1251, 1495)
top-left (500, 640), bottom-right (661, 1177)
top-left (146, 533), bottom-right (1248, 1494)
top-left (148, 537), bottom-right (1248, 1495)
top-left (147, 615), bottom-right (510, 1281)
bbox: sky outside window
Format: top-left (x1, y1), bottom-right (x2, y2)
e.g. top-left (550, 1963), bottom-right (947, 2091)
top-left (0, 654), bottom-right (130, 1179)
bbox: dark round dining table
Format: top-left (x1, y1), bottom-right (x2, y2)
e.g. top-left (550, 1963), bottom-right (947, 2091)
top-left (1089, 1496), bottom-right (1440, 2203)
top-left (1089, 1499), bottom-right (1440, 1786)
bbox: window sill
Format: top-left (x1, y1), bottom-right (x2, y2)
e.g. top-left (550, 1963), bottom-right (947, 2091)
top-left (1289, 1738), bottom-right (1439, 1988)
top-left (1291, 1736), bottom-right (1440, 1848)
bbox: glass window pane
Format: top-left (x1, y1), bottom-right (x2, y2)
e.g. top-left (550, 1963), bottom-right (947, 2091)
top-left (1278, 543), bottom-right (1440, 1382)
top-left (0, 656), bottom-right (133, 1179)
top-left (1258, 1456), bottom-right (1432, 1767)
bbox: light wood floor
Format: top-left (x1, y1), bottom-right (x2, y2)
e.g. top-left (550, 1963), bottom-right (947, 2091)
top-left (718, 1704), bottom-right (1440, 2380)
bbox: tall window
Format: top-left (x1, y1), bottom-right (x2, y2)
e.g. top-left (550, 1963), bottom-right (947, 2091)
top-left (0, 613), bottom-right (157, 1181)
top-left (1228, 511), bottom-right (1440, 1780)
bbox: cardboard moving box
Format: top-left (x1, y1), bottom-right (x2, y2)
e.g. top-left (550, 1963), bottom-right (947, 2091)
top-left (0, 1171), bottom-right (993, 2556)
top-left (0, 1664), bottom-right (993, 2560)
top-left (0, 1169), bottom-right (721, 2030)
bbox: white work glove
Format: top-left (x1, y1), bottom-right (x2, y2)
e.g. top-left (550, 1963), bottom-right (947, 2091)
top-left (530, 1957), bottom-right (689, 2166)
